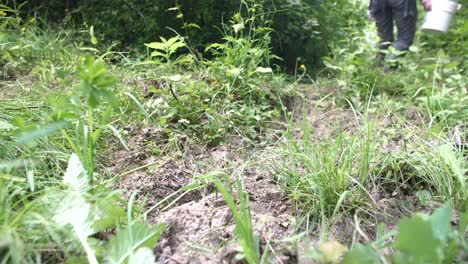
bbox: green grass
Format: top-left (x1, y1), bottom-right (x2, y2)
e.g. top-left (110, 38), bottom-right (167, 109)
top-left (268, 112), bottom-right (375, 235)
top-left (378, 136), bottom-right (467, 211)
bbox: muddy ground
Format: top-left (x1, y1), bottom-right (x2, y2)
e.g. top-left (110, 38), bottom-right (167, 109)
top-left (108, 91), bottom-right (442, 264)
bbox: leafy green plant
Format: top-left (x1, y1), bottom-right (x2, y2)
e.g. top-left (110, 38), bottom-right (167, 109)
top-left (346, 205), bottom-right (466, 264)
top-left (144, 35), bottom-right (191, 66)
top-left (204, 0), bottom-right (274, 88)
top-left (52, 153), bottom-right (164, 263)
top-left (0, 151), bottom-right (165, 263)
top-left (31, 56), bottom-right (122, 185)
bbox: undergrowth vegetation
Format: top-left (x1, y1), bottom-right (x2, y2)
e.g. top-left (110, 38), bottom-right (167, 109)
top-left (0, 0), bottom-right (466, 263)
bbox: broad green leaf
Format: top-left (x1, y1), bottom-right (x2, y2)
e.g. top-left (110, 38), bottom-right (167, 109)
top-left (394, 214), bottom-right (444, 263)
top-left (460, 211), bottom-right (468, 234)
top-left (429, 205), bottom-right (451, 243)
top-left (341, 243), bottom-right (380, 264)
top-left (168, 41), bottom-right (186, 54)
top-left (106, 222), bottom-right (166, 264)
top-left (94, 75), bottom-right (116, 88)
top-left (204, 43), bottom-right (225, 52)
top-left (150, 51), bottom-right (166, 58)
top-left (166, 36), bottom-right (180, 47)
top-left (145, 42), bottom-right (165, 51)
top-left (185, 23), bottom-right (200, 29)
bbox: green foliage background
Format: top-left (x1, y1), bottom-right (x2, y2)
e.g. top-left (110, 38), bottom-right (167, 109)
top-left (6, 0), bottom-right (367, 71)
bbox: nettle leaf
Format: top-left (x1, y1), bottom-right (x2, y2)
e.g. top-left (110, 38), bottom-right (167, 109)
top-left (15, 120), bottom-right (68, 145)
top-left (429, 205), bottom-right (451, 243)
top-left (394, 213), bottom-right (444, 264)
top-left (76, 57), bottom-right (116, 108)
top-left (341, 243), bottom-right (380, 264)
top-left (94, 75), bottom-right (116, 88)
top-left (106, 222), bottom-right (166, 264)
top-left (460, 211), bottom-right (468, 234)
top-left (89, 88), bottom-right (116, 108)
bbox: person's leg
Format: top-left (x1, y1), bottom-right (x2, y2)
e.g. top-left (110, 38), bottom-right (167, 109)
top-left (373, 1), bottom-right (394, 65)
top-left (391, 0), bottom-right (417, 52)
top-left (381, 0), bottom-right (416, 71)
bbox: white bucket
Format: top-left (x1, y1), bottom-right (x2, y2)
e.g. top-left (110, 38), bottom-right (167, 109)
top-left (421, 0), bottom-right (462, 33)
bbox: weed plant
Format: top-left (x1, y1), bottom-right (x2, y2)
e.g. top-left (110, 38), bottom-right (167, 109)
top-left (378, 138), bottom-right (467, 211)
top-left (133, 0), bottom-right (287, 145)
top-left (198, 171), bottom-right (260, 264)
top-left (304, 205), bottom-right (467, 263)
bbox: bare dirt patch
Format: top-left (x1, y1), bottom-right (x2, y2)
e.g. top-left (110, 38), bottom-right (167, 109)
top-left (108, 128), bottom-right (297, 263)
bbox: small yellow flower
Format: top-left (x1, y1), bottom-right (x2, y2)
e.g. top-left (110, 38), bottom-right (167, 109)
top-left (29, 17), bottom-right (35, 23)
top-left (21, 26), bottom-right (26, 32)
top-left (300, 64), bottom-right (306, 69)
top-left (0, 10), bottom-right (7, 16)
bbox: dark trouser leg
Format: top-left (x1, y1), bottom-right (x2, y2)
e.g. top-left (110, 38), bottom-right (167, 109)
top-left (374, 2), bottom-right (394, 65)
top-left (392, 0), bottom-right (417, 52)
top-left (381, 0), bottom-right (417, 70)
